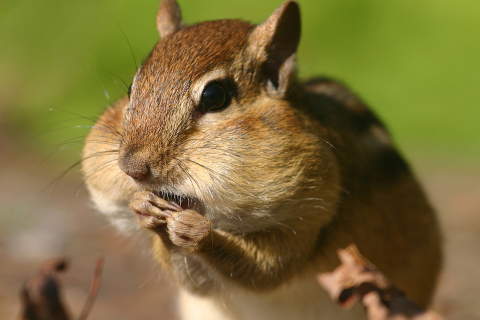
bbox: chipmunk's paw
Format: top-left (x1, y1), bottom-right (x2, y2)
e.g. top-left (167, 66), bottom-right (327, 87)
top-left (130, 191), bottom-right (181, 229)
top-left (166, 210), bottom-right (212, 253)
top-left (130, 191), bottom-right (211, 252)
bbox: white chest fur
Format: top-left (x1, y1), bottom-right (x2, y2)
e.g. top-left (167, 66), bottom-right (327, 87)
top-left (177, 271), bottom-right (366, 320)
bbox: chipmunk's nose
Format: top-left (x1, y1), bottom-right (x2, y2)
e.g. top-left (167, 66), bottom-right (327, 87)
top-left (125, 169), bottom-right (149, 181)
top-left (118, 150), bottom-right (151, 182)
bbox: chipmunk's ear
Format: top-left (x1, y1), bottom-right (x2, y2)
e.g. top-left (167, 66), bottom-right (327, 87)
top-left (157, 0), bottom-right (182, 38)
top-left (249, 1), bottom-right (300, 98)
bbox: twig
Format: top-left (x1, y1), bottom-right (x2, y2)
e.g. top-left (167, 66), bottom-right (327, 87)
top-left (77, 255), bottom-right (104, 320)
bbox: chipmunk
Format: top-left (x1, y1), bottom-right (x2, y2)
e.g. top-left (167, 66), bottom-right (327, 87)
top-left (82, 0), bottom-right (442, 319)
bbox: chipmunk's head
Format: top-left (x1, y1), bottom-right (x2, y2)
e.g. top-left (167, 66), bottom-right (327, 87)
top-left (84, 0), bottom-right (338, 232)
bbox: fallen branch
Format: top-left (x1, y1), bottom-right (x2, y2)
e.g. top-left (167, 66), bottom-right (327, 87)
top-left (317, 244), bottom-right (443, 320)
top-left (17, 256), bottom-right (104, 320)
top-left (17, 258), bottom-right (70, 320)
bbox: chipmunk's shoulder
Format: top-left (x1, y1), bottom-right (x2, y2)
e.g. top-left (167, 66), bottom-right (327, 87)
top-left (301, 77), bottom-right (411, 183)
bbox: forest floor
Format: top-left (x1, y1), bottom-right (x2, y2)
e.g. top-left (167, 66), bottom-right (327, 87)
top-left (0, 133), bottom-right (479, 320)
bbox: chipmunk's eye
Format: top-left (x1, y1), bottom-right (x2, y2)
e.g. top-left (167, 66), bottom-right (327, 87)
top-left (200, 82), bottom-right (228, 112)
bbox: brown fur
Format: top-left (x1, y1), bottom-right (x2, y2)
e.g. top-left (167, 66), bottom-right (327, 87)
top-left (82, 1), bottom-right (441, 318)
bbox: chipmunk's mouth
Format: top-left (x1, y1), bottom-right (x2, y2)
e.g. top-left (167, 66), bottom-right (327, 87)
top-left (155, 192), bottom-right (204, 214)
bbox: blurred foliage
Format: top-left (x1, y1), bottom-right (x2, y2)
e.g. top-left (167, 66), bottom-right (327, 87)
top-left (1, 0), bottom-right (479, 164)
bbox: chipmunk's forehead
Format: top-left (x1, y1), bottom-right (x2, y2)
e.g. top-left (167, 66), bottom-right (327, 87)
top-left (139, 20), bottom-right (253, 86)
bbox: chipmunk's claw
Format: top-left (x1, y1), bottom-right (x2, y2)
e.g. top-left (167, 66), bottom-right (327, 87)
top-left (130, 191), bottom-right (212, 252)
top-left (130, 191), bottom-right (177, 228)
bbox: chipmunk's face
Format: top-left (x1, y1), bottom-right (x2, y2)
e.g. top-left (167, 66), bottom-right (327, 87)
top-left (83, 1), bottom-right (338, 232)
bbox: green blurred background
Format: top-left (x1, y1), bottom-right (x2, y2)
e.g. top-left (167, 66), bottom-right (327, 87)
top-left (1, 0), bottom-right (479, 164)
top-left (1, 1), bottom-right (480, 318)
